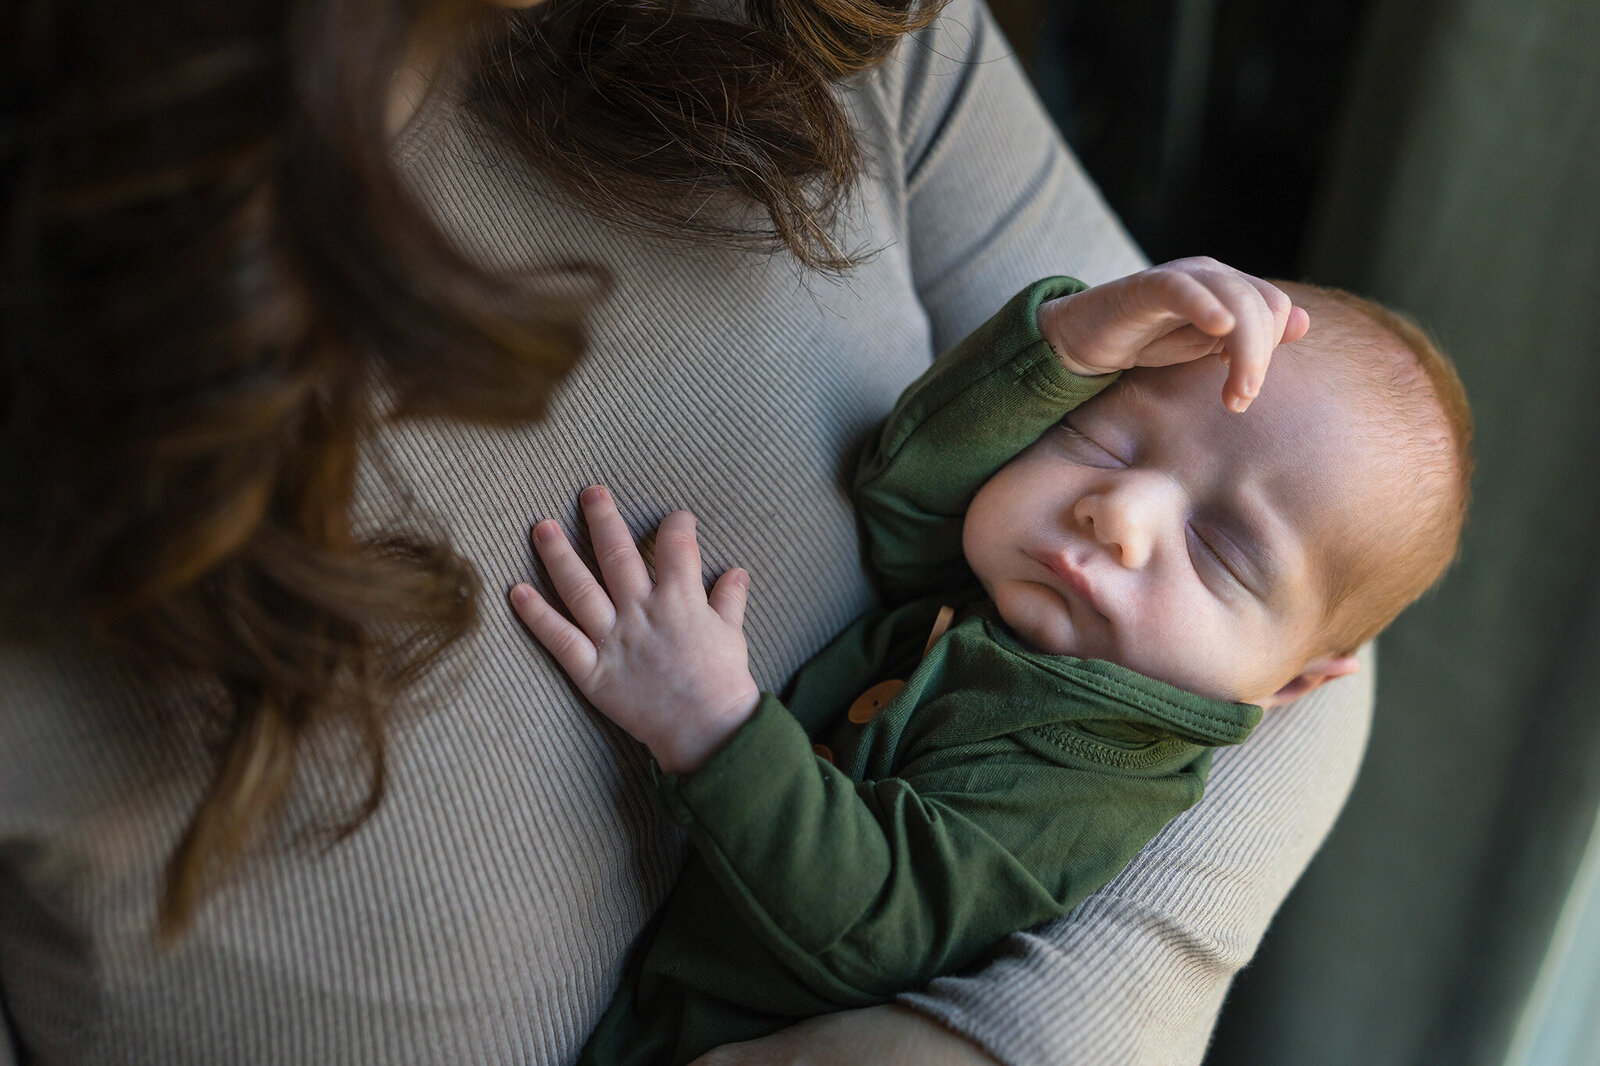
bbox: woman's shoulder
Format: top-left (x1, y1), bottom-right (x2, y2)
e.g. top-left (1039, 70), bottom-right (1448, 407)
top-left (853, 0), bottom-right (1010, 145)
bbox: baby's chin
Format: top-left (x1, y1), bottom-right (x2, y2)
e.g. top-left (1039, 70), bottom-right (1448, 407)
top-left (992, 583), bottom-right (1232, 694)
top-left (991, 582), bottom-right (1091, 658)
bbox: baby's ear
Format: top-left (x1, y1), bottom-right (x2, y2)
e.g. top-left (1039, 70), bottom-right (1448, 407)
top-left (1258, 655), bottom-right (1361, 708)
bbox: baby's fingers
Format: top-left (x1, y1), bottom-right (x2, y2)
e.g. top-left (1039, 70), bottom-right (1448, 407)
top-left (1136, 267), bottom-right (1236, 337)
top-left (1221, 300), bottom-right (1309, 411)
top-left (531, 518), bottom-right (617, 635)
top-left (1283, 303), bottom-right (1311, 345)
top-left (582, 485), bottom-right (652, 602)
top-left (653, 510), bottom-right (705, 591)
top-left (509, 583), bottom-right (598, 683)
top-left (708, 568), bottom-right (750, 629)
top-left (1213, 275), bottom-right (1296, 412)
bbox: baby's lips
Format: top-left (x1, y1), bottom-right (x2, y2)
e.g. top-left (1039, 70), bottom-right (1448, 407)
top-left (1030, 548), bottom-right (1108, 620)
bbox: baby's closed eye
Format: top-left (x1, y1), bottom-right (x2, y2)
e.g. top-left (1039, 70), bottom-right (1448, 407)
top-left (1186, 524), bottom-right (1245, 585)
top-left (1052, 423), bottom-right (1126, 468)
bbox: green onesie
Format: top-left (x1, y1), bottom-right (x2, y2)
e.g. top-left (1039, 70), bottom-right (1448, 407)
top-left (579, 278), bottom-right (1264, 1066)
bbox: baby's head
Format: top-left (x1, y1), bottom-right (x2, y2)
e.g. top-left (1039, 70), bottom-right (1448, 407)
top-left (963, 283), bottom-right (1472, 706)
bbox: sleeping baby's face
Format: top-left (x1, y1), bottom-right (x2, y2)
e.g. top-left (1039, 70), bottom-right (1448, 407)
top-left (962, 349), bottom-right (1383, 707)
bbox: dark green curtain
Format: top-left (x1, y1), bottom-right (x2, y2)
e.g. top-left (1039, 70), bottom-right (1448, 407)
top-left (1206, 0), bottom-right (1600, 1062)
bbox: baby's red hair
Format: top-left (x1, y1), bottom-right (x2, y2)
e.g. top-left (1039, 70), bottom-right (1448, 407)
top-left (1279, 282), bottom-right (1474, 654)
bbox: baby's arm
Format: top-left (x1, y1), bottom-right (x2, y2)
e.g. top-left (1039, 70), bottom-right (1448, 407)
top-left (509, 485), bottom-right (758, 775)
top-left (643, 698), bottom-right (1194, 1008)
top-left (853, 277), bottom-right (1111, 601)
top-left (1036, 255), bottom-right (1310, 412)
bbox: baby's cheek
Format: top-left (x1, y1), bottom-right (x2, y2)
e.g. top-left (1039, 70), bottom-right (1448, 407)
top-left (1111, 613), bottom-right (1229, 697)
top-left (995, 584), bottom-right (1077, 656)
top-left (959, 504), bottom-right (986, 574)
top-left (960, 502), bottom-right (1010, 592)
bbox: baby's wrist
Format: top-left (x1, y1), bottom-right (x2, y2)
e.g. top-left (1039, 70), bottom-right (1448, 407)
top-left (1037, 293), bottom-right (1118, 378)
top-left (1052, 347), bottom-right (1115, 379)
top-left (650, 686), bottom-right (762, 776)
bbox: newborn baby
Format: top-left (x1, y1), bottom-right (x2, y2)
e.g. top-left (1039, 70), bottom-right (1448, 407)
top-left (509, 257), bottom-right (1472, 1066)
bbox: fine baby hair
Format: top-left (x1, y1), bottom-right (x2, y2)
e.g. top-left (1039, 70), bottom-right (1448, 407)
top-left (1274, 281), bottom-right (1473, 655)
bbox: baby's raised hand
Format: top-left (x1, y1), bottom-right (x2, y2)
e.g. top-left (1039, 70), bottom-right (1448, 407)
top-left (1037, 257), bottom-right (1311, 412)
top-left (509, 486), bottom-right (759, 775)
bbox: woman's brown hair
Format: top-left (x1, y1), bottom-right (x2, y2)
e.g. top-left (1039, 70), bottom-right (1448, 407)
top-left (471, 0), bottom-right (944, 271)
top-left (1, 0), bottom-right (943, 935)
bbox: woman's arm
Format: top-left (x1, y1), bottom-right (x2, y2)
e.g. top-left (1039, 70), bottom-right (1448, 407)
top-left (689, 1006), bottom-right (999, 1066)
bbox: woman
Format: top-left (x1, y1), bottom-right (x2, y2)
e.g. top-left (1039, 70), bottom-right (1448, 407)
top-left (0, 0), bottom-right (1373, 1061)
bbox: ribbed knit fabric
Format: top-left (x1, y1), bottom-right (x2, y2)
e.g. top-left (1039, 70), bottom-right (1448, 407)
top-left (0, 2), bottom-right (1372, 1064)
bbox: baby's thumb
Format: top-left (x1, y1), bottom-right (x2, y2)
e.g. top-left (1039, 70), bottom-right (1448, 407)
top-left (708, 568), bottom-right (750, 628)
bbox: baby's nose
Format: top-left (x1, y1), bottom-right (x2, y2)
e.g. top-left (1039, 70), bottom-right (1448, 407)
top-left (1073, 475), bottom-right (1176, 569)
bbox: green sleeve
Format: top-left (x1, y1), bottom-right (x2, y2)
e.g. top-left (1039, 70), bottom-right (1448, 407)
top-left (852, 276), bottom-right (1118, 602)
top-left (653, 694), bottom-right (1204, 1006)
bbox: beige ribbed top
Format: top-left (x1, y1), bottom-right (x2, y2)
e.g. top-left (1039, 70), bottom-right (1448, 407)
top-left (0, 2), bottom-right (1372, 1063)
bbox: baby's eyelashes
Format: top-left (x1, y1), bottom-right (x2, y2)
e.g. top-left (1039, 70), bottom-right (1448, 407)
top-left (1053, 423), bottom-right (1126, 468)
top-left (1186, 525), bottom-right (1244, 587)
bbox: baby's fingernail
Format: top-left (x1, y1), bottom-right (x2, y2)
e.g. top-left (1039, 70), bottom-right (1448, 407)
top-left (582, 485), bottom-right (607, 504)
top-left (510, 584), bottom-right (533, 604)
top-left (534, 520), bottom-right (559, 541)
top-left (1231, 395), bottom-right (1250, 412)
